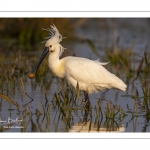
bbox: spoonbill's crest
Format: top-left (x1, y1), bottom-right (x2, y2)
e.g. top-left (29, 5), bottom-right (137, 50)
top-left (42, 24), bottom-right (63, 47)
top-left (28, 24), bottom-right (127, 94)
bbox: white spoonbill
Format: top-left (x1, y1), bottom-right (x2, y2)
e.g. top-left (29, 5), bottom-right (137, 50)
top-left (28, 24), bottom-right (127, 101)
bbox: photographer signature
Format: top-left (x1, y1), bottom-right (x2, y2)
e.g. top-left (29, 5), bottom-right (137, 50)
top-left (0, 117), bottom-right (23, 125)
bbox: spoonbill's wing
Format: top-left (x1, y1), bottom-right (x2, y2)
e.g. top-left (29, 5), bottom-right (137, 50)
top-left (65, 57), bottom-right (114, 84)
top-left (65, 57), bottom-right (127, 92)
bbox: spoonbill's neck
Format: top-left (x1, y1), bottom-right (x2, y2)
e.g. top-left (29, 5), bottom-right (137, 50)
top-left (49, 52), bottom-right (60, 63)
top-left (48, 48), bottom-right (65, 78)
top-left (48, 43), bottom-right (61, 65)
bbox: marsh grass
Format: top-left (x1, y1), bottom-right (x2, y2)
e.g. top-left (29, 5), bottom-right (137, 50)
top-left (132, 52), bottom-right (150, 115)
top-left (0, 93), bottom-right (24, 111)
top-left (1, 31), bottom-right (150, 132)
top-left (0, 44), bottom-right (138, 132)
top-left (86, 38), bottom-right (150, 130)
top-left (34, 82), bottom-right (128, 132)
top-left (105, 43), bottom-right (135, 79)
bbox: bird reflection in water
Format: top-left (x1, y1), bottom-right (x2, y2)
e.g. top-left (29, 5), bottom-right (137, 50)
top-left (69, 121), bottom-right (125, 132)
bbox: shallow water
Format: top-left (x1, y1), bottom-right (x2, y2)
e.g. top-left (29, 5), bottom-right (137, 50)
top-left (0, 18), bottom-right (150, 132)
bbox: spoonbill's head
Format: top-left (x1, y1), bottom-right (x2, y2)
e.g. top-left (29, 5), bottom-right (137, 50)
top-left (28, 24), bottom-right (65, 79)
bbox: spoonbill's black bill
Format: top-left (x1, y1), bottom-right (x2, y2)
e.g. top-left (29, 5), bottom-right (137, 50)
top-left (28, 47), bottom-right (49, 79)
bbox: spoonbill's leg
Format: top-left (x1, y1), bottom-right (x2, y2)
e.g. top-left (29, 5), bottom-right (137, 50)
top-left (83, 91), bottom-right (91, 122)
top-left (83, 91), bottom-right (90, 106)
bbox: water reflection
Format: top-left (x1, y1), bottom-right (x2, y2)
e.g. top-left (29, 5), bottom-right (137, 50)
top-left (69, 122), bottom-right (125, 132)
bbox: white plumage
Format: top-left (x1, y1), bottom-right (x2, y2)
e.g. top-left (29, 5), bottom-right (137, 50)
top-left (29, 24), bottom-right (127, 94)
top-left (64, 57), bottom-right (126, 94)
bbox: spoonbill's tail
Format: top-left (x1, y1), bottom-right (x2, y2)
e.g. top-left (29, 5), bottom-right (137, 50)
top-left (109, 73), bottom-right (127, 92)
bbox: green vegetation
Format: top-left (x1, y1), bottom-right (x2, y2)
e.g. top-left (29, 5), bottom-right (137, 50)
top-left (0, 18), bottom-right (74, 51)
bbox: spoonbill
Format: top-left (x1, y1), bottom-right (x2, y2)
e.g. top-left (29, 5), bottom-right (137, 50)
top-left (28, 24), bottom-right (127, 103)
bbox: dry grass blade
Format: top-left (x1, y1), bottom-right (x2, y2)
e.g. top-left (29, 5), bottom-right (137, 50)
top-left (0, 93), bottom-right (25, 111)
top-left (132, 57), bottom-right (144, 83)
top-left (144, 52), bottom-right (148, 65)
top-left (144, 51), bottom-right (149, 73)
top-left (86, 39), bottom-right (101, 58)
top-left (20, 77), bottom-right (32, 112)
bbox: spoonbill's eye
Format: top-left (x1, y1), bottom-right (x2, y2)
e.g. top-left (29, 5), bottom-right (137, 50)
top-left (50, 45), bottom-right (52, 48)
